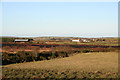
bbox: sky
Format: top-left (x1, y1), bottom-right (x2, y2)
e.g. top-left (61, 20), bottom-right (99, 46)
top-left (2, 2), bottom-right (118, 38)
top-left (1, 0), bottom-right (119, 2)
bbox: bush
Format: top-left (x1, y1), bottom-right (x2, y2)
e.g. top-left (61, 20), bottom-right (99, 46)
top-left (82, 50), bottom-right (90, 53)
top-left (2, 50), bottom-right (73, 65)
top-left (2, 51), bottom-right (37, 65)
top-left (74, 50), bottom-right (81, 53)
top-left (2, 38), bottom-right (15, 42)
top-left (39, 56), bottom-right (47, 60)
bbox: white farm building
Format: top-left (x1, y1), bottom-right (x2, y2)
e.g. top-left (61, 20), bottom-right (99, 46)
top-left (71, 39), bottom-right (91, 43)
top-left (72, 39), bottom-right (80, 42)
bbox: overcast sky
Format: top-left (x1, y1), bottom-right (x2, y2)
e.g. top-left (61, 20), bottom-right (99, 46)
top-left (2, 2), bottom-right (118, 37)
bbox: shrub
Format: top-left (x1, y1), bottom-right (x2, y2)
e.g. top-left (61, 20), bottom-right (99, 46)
top-left (82, 50), bottom-right (90, 53)
top-left (39, 56), bottom-right (47, 60)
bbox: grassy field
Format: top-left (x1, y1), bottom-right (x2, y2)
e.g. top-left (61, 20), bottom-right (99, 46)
top-left (34, 37), bottom-right (118, 46)
top-left (2, 52), bottom-right (119, 78)
top-left (54, 41), bottom-right (118, 46)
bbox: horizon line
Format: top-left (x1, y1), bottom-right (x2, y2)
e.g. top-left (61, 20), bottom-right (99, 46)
top-left (0, 35), bottom-right (118, 38)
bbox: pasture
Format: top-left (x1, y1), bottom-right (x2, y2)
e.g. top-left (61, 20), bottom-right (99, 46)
top-left (2, 52), bottom-right (119, 78)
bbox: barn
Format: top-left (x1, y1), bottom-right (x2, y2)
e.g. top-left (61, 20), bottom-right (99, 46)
top-left (14, 39), bottom-right (33, 42)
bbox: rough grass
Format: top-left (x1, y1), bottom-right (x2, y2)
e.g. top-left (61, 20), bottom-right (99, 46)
top-left (2, 68), bottom-right (119, 79)
top-left (54, 41), bottom-right (118, 46)
top-left (2, 52), bottom-right (119, 78)
top-left (53, 38), bottom-right (118, 46)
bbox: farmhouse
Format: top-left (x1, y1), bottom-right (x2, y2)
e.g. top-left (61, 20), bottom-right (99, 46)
top-left (72, 39), bottom-right (80, 42)
top-left (81, 39), bottom-right (91, 42)
top-left (14, 39), bottom-right (33, 42)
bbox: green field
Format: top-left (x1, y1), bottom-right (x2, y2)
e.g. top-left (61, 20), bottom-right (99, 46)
top-left (54, 41), bottom-right (118, 46)
top-left (32, 37), bottom-right (119, 46)
top-left (2, 52), bottom-right (119, 78)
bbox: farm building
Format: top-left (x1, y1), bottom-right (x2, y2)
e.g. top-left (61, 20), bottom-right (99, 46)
top-left (72, 39), bottom-right (91, 43)
top-left (72, 39), bottom-right (80, 42)
top-left (14, 39), bottom-right (33, 42)
top-left (81, 39), bottom-right (91, 42)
